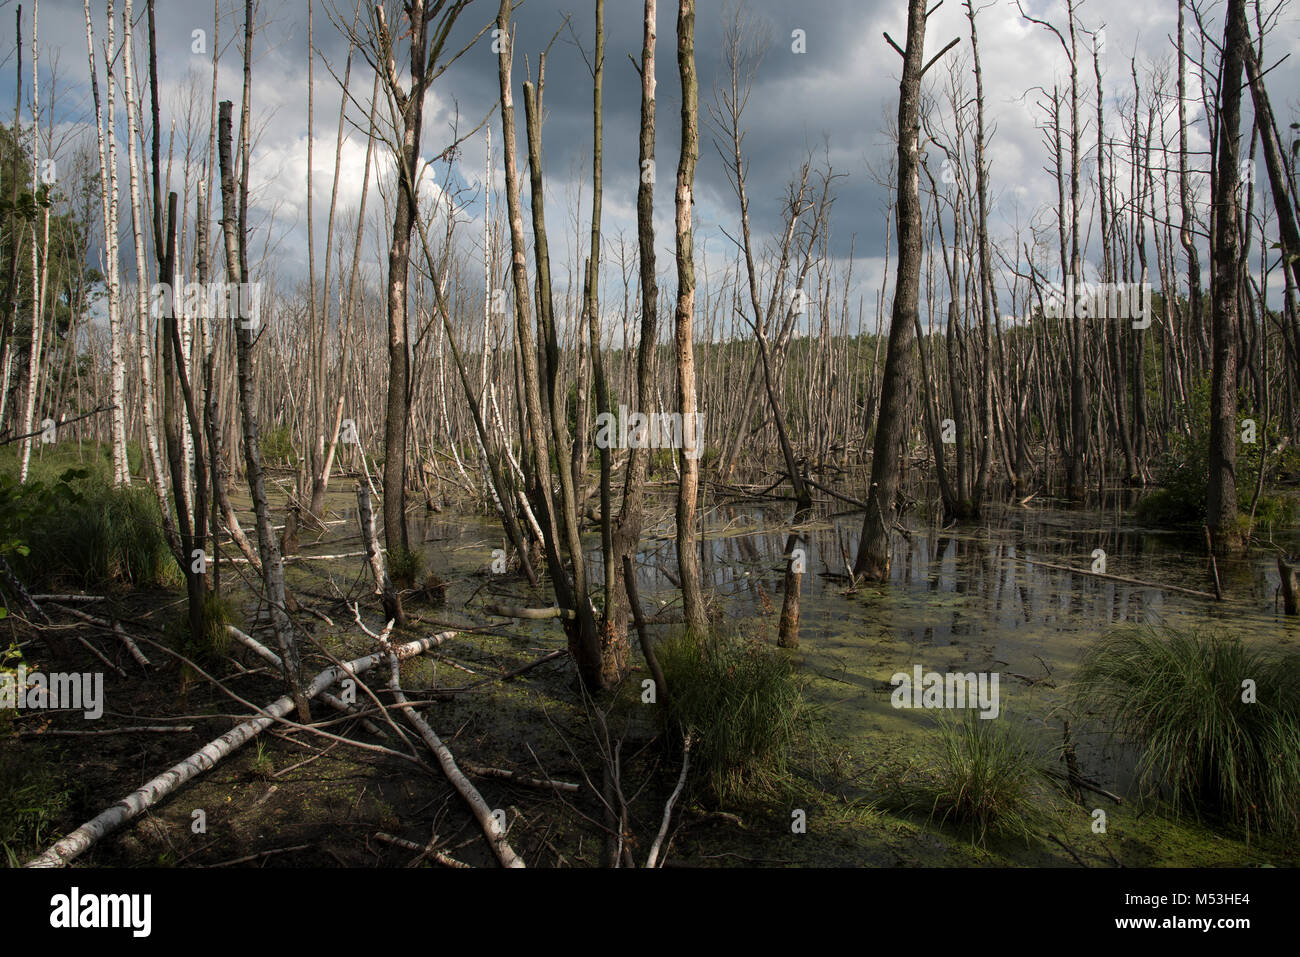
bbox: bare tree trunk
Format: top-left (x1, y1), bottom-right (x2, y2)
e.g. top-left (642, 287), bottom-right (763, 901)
top-left (378, 2), bottom-right (434, 569)
top-left (122, 0), bottom-right (182, 559)
top-left (218, 71), bottom-right (308, 720)
top-left (495, 0), bottom-right (604, 687)
top-left (1208, 0), bottom-right (1247, 548)
top-left (854, 0), bottom-right (936, 579)
top-left (1177, 0), bottom-right (1204, 406)
top-left (1243, 44), bottom-right (1300, 297)
top-left (966, 0), bottom-right (995, 511)
top-left (610, 0), bottom-right (660, 675)
top-left (583, 0), bottom-right (630, 681)
top-left (83, 0), bottom-right (130, 486)
top-left (17, 0), bottom-right (42, 486)
top-left (673, 0), bottom-right (707, 635)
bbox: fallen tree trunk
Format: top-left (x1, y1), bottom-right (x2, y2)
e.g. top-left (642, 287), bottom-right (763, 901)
top-left (386, 652), bottom-right (525, 868)
top-left (461, 762), bottom-right (580, 793)
top-left (48, 602), bottom-right (151, 670)
top-left (1017, 558), bottom-right (1219, 600)
top-left (25, 631), bottom-right (453, 868)
top-left (481, 603), bottom-right (575, 621)
top-left (226, 625), bottom-right (387, 738)
top-left (374, 831), bottom-right (471, 869)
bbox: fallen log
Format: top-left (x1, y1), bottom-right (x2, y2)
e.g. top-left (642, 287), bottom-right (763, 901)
top-left (385, 652), bottom-right (525, 868)
top-left (25, 631), bottom-right (454, 868)
top-left (1013, 558), bottom-right (1219, 600)
top-left (227, 625), bottom-right (387, 739)
top-left (374, 831), bottom-right (471, 869)
top-left (482, 603), bottom-right (575, 621)
top-left (461, 762), bottom-right (580, 793)
top-left (48, 602), bottom-right (151, 670)
top-left (803, 475), bottom-right (869, 510)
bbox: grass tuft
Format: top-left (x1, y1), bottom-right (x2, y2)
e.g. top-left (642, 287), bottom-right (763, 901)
top-left (656, 628), bottom-right (818, 804)
top-left (877, 711), bottom-right (1052, 846)
top-left (1073, 626), bottom-right (1300, 838)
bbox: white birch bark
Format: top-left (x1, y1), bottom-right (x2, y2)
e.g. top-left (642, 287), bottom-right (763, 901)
top-left (26, 631), bottom-right (455, 868)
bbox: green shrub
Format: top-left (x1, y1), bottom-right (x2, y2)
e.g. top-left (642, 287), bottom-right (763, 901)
top-left (1073, 627), bottom-right (1300, 838)
top-left (1136, 377), bottom-right (1292, 530)
top-left (656, 628), bottom-right (815, 803)
top-left (5, 468), bottom-right (179, 590)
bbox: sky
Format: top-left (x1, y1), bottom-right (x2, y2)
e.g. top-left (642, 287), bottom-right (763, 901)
top-left (2, 0), bottom-right (1299, 338)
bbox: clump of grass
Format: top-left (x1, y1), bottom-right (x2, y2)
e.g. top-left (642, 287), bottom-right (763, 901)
top-left (250, 739), bottom-right (275, 780)
top-left (1073, 627), bottom-right (1300, 838)
top-left (0, 745), bottom-right (70, 866)
top-left (388, 546), bottom-right (424, 590)
top-left (7, 467), bottom-right (179, 590)
top-left (656, 629), bottom-right (816, 803)
top-left (166, 593), bottom-right (236, 692)
top-left (878, 711), bottom-right (1051, 846)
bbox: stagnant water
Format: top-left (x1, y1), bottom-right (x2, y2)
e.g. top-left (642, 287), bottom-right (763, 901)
top-left (598, 489), bottom-right (1300, 797)
top-left (308, 479), bottom-right (1300, 827)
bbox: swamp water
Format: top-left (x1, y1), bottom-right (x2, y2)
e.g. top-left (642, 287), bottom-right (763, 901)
top-left (279, 483), bottom-right (1299, 865)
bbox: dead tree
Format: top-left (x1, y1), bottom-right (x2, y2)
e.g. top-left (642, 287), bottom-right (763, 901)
top-left (854, 0), bottom-right (957, 579)
top-left (1207, 0), bottom-right (1247, 548)
top-left (673, 0), bottom-right (707, 634)
top-left (372, 0), bottom-right (471, 570)
top-left (217, 27), bottom-right (309, 723)
top-left (609, 0), bottom-right (662, 675)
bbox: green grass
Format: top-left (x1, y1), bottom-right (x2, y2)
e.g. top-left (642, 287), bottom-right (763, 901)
top-left (0, 750), bottom-right (70, 867)
top-left (2, 458), bottom-right (180, 592)
top-left (1073, 626), bottom-right (1300, 839)
top-left (388, 546), bottom-right (425, 590)
top-left (0, 643), bottom-right (70, 865)
top-left (250, 739), bottom-right (275, 780)
top-left (656, 628), bottom-right (819, 804)
top-left (876, 711), bottom-right (1053, 846)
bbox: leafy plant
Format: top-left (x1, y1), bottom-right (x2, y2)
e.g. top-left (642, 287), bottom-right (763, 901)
top-left (1, 463), bottom-right (180, 593)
